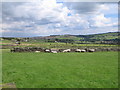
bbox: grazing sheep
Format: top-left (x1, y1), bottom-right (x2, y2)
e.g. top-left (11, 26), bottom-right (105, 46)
top-left (81, 49), bottom-right (86, 52)
top-left (50, 49), bottom-right (59, 53)
top-left (75, 49), bottom-right (82, 52)
top-left (45, 49), bottom-right (51, 53)
top-left (51, 51), bottom-right (57, 53)
top-left (63, 49), bottom-right (71, 52)
top-left (88, 49), bottom-right (95, 52)
top-left (35, 51), bottom-right (40, 53)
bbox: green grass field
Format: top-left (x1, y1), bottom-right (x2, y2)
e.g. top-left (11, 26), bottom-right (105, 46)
top-left (2, 49), bottom-right (118, 88)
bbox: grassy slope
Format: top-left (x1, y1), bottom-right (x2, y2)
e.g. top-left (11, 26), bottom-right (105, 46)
top-left (1, 32), bottom-right (119, 47)
top-left (43, 32), bottom-right (119, 40)
top-left (1, 32), bottom-right (118, 42)
top-left (89, 32), bottom-right (119, 40)
top-left (28, 32), bottom-right (119, 44)
top-left (2, 50), bottom-right (118, 88)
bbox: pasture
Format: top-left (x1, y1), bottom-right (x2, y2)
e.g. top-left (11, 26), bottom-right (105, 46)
top-left (0, 38), bottom-right (117, 49)
top-left (2, 49), bottom-right (118, 88)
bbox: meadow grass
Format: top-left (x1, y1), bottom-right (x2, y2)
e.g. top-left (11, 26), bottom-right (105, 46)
top-left (2, 49), bottom-right (118, 88)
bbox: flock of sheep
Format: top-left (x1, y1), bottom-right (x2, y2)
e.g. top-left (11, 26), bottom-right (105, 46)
top-left (44, 49), bottom-right (95, 53)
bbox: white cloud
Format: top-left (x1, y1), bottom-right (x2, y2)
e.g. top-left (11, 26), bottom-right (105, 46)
top-left (98, 3), bottom-right (118, 15)
top-left (99, 4), bottom-right (109, 11)
top-left (1, 1), bottom-right (118, 37)
top-left (90, 14), bottom-right (111, 27)
top-left (90, 13), bottom-right (118, 27)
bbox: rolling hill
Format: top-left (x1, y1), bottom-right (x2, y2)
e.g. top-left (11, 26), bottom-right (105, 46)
top-left (1, 32), bottom-right (119, 45)
top-left (30, 32), bottom-right (119, 44)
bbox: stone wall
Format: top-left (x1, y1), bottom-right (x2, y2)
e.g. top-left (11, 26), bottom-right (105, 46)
top-left (11, 47), bottom-right (120, 53)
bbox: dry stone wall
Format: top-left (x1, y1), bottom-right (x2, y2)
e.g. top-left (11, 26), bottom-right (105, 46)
top-left (11, 47), bottom-right (120, 53)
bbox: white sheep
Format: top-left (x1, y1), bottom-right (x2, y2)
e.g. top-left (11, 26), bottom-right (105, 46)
top-left (45, 49), bottom-right (50, 52)
top-left (63, 49), bottom-right (71, 52)
top-left (81, 49), bottom-right (86, 52)
top-left (51, 51), bottom-right (57, 53)
top-left (88, 49), bottom-right (95, 52)
top-left (35, 51), bottom-right (40, 53)
top-left (75, 49), bottom-right (82, 52)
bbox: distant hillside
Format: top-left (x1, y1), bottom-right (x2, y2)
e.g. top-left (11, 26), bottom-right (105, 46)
top-left (76, 32), bottom-right (119, 42)
top-left (1, 32), bottom-right (119, 45)
top-left (27, 32), bottom-right (119, 44)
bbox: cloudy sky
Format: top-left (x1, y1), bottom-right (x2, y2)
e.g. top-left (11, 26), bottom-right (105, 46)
top-left (1, 0), bottom-right (118, 37)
